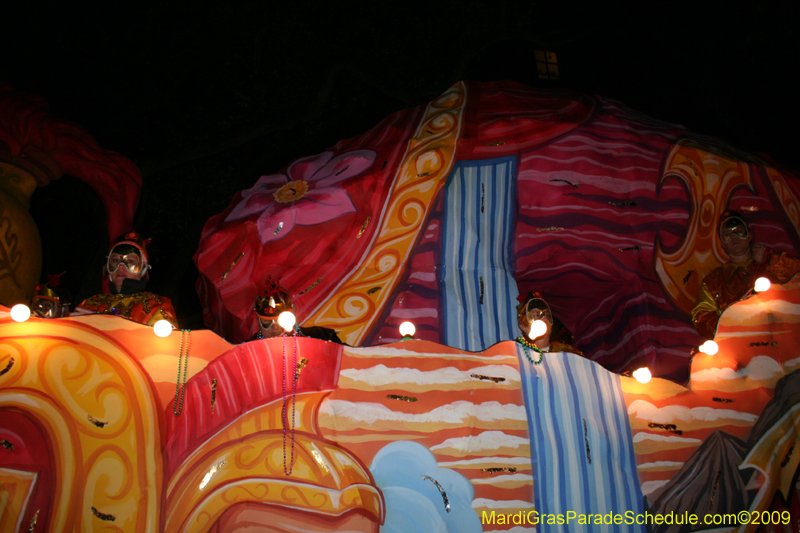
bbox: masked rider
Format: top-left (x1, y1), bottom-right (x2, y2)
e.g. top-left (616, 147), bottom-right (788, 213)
top-left (74, 232), bottom-right (178, 328)
top-left (516, 291), bottom-right (583, 355)
top-left (253, 276), bottom-right (342, 343)
top-left (692, 210), bottom-right (800, 339)
top-left (31, 274), bottom-right (71, 318)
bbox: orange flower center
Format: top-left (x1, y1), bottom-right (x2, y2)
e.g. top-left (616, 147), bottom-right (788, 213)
top-left (273, 180), bottom-right (309, 203)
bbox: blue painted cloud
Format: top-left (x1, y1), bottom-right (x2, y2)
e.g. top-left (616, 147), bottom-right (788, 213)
top-left (371, 441), bottom-right (481, 533)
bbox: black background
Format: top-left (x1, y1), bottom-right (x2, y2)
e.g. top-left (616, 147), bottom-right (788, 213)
top-left (6, 2), bottom-right (799, 329)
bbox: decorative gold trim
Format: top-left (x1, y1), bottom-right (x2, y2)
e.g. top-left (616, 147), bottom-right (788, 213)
top-left (86, 414), bottom-right (107, 428)
top-left (708, 470), bottom-right (721, 511)
top-left (221, 252), bottom-right (245, 279)
top-left (90, 507), bottom-right (116, 521)
top-left (0, 356), bottom-right (13, 376)
top-left (356, 216), bottom-right (371, 238)
top-left (304, 82), bottom-right (467, 345)
top-left (299, 277), bottom-right (322, 295)
top-left (583, 419), bottom-right (592, 464)
top-left (482, 467), bottom-right (517, 474)
top-left (712, 397), bottom-right (734, 403)
top-left (421, 474), bottom-right (450, 513)
top-left (387, 394), bottom-right (417, 402)
top-left (548, 178), bottom-right (578, 187)
top-left (295, 358), bottom-right (309, 381)
top-left (648, 422), bottom-right (682, 435)
top-left (210, 379), bottom-right (217, 414)
top-left (470, 373), bottom-right (505, 383)
top-left (311, 450), bottom-right (330, 473)
top-left (655, 141), bottom-right (754, 314)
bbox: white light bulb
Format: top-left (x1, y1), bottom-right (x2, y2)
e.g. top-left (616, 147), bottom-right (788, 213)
top-left (399, 321), bottom-right (415, 338)
top-left (632, 367), bottom-right (652, 384)
top-left (529, 319), bottom-right (547, 339)
top-left (278, 311), bottom-right (296, 332)
top-left (754, 277), bottom-right (771, 292)
top-left (699, 340), bottom-right (719, 356)
top-left (10, 304), bottom-right (31, 323)
top-left (153, 319), bottom-right (173, 338)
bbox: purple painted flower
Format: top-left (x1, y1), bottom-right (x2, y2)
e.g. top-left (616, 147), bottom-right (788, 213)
top-left (226, 150), bottom-right (376, 243)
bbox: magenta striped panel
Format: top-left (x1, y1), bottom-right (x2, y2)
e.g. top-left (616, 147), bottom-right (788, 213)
top-left (162, 337), bottom-right (342, 476)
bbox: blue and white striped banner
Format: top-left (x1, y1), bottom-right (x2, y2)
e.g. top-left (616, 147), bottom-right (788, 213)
top-left (441, 157), bottom-right (518, 351)
top-left (519, 348), bottom-right (645, 533)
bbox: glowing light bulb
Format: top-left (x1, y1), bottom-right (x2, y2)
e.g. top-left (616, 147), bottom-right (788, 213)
top-left (699, 340), bottom-right (719, 356)
top-left (632, 367), bottom-right (652, 384)
top-left (153, 319), bottom-right (173, 337)
top-left (399, 321), bottom-right (415, 338)
top-left (529, 319), bottom-right (547, 339)
top-left (754, 277), bottom-right (771, 292)
top-left (10, 304), bottom-right (31, 322)
top-left (278, 311), bottom-right (296, 332)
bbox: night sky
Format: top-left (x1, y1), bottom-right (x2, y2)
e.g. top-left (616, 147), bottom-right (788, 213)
top-left (6, 2), bottom-right (799, 329)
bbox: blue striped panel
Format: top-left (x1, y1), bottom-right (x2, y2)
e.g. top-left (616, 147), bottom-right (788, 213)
top-left (519, 348), bottom-right (645, 533)
top-left (441, 157), bottom-right (518, 351)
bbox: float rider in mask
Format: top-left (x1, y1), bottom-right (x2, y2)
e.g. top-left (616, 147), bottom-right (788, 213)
top-left (74, 232), bottom-right (178, 328)
top-left (516, 291), bottom-right (583, 357)
top-left (692, 210), bottom-right (800, 339)
top-left (252, 276), bottom-right (342, 343)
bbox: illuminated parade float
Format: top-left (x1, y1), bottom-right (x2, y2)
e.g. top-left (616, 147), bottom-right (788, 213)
top-left (2, 81), bottom-right (799, 532)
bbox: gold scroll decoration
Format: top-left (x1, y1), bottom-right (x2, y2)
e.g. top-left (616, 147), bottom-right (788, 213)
top-left (655, 141), bottom-right (754, 315)
top-left (0, 162), bottom-right (42, 305)
top-left (164, 391), bottom-right (382, 532)
top-left (304, 82), bottom-right (467, 345)
top-left (0, 468), bottom-right (37, 532)
top-left (0, 319), bottom-right (162, 531)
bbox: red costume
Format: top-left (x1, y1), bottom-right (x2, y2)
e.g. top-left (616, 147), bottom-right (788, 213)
top-left (76, 292), bottom-right (178, 327)
top-left (75, 231), bottom-right (179, 328)
top-left (692, 248), bottom-right (800, 339)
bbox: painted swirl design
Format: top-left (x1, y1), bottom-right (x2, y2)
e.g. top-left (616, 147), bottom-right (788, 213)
top-left (306, 82), bottom-right (467, 344)
top-left (655, 141), bottom-right (753, 314)
top-left (0, 321), bottom-right (161, 532)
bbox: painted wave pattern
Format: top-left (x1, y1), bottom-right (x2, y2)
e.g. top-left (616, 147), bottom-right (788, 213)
top-left (457, 80), bottom-right (596, 160)
top-left (318, 333), bottom-right (792, 531)
top-left (196, 80), bottom-right (800, 393)
top-left (318, 342), bottom-right (536, 530)
top-left (515, 101), bottom-right (697, 380)
top-left (4, 280), bottom-right (799, 531)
